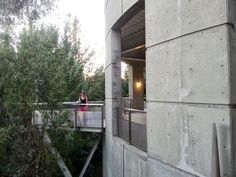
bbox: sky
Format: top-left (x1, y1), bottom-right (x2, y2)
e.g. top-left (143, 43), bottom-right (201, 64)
top-left (43, 0), bottom-right (105, 68)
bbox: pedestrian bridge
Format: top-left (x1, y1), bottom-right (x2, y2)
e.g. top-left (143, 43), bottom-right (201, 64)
top-left (32, 101), bottom-right (105, 133)
top-left (32, 101), bottom-right (105, 177)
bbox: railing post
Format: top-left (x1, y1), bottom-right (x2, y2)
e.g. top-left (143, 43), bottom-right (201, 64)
top-left (101, 105), bottom-right (104, 132)
top-left (128, 110), bottom-right (132, 145)
top-left (74, 105), bottom-right (78, 130)
top-left (117, 107), bottom-right (120, 136)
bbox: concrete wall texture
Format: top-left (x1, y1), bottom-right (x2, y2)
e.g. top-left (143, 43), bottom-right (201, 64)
top-left (104, 0), bottom-right (236, 176)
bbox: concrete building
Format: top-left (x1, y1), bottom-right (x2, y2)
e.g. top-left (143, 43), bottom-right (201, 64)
top-left (104, 0), bottom-right (236, 176)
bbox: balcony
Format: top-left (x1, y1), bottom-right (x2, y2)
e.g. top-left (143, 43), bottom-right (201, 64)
top-left (32, 102), bottom-right (105, 133)
top-left (117, 98), bottom-right (147, 151)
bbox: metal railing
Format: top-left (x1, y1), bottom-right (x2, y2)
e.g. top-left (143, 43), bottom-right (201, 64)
top-left (121, 97), bottom-right (147, 109)
top-left (33, 102), bottom-right (105, 132)
top-left (118, 107), bottom-right (147, 151)
top-left (122, 97), bottom-right (133, 108)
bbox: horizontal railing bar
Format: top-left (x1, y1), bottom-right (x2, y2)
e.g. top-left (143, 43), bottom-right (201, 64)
top-left (123, 108), bottom-right (146, 113)
top-left (63, 101), bottom-right (104, 104)
top-left (66, 103), bottom-right (104, 106)
top-left (32, 102), bottom-right (104, 107)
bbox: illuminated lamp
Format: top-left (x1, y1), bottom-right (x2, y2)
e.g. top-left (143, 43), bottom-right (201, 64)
top-left (136, 81), bottom-right (142, 88)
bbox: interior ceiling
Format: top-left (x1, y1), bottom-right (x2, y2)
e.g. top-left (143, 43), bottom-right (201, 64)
top-left (121, 10), bottom-right (145, 39)
top-left (121, 10), bottom-right (145, 63)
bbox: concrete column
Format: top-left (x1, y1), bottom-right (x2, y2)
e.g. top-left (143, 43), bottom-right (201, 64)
top-left (104, 29), bottom-right (122, 177)
top-left (128, 64), bottom-right (133, 102)
top-left (132, 63), bottom-right (144, 110)
top-left (105, 29), bottom-right (121, 135)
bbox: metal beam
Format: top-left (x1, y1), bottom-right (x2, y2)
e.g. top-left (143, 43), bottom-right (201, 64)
top-left (121, 44), bottom-right (145, 55)
top-left (44, 133), bottom-right (73, 177)
top-left (79, 136), bottom-right (101, 177)
top-left (122, 57), bottom-right (145, 62)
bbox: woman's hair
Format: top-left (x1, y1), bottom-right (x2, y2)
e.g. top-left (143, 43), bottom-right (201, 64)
top-left (80, 91), bottom-right (85, 97)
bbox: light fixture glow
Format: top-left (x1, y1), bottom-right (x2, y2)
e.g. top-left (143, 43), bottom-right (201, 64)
top-left (136, 81), bottom-right (142, 88)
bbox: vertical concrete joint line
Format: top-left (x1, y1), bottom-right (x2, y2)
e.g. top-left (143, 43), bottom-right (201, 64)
top-left (211, 123), bottom-right (221, 177)
top-left (123, 144), bottom-right (125, 177)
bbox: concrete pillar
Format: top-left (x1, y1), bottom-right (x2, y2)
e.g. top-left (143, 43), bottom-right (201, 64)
top-left (132, 63), bottom-right (144, 110)
top-left (105, 29), bottom-right (122, 135)
top-left (104, 29), bottom-right (122, 177)
top-left (128, 64), bottom-right (133, 102)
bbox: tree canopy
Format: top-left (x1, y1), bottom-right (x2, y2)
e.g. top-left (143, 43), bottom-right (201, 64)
top-left (0, 2), bottom-right (105, 176)
top-left (0, 0), bottom-right (58, 28)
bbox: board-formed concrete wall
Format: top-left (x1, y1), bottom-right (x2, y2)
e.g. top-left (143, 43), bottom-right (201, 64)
top-left (104, 0), bottom-right (236, 176)
top-left (146, 0), bottom-right (235, 176)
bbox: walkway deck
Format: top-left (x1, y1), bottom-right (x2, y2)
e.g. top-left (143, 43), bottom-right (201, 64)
top-left (33, 102), bottom-right (105, 133)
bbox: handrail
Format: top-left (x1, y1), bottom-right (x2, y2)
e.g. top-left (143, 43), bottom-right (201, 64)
top-left (32, 101), bottom-right (105, 106)
top-left (121, 107), bottom-right (147, 151)
top-left (67, 103), bottom-right (104, 106)
top-left (32, 102), bottom-right (105, 110)
top-left (33, 101), bottom-right (105, 131)
top-left (123, 107), bottom-right (146, 113)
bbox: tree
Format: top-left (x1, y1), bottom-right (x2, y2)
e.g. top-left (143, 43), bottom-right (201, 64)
top-left (0, 21), bottom-right (98, 176)
top-left (0, 26), bottom-right (67, 177)
top-left (0, 0), bottom-right (58, 29)
top-left (85, 66), bottom-right (105, 101)
top-left (0, 30), bottom-right (16, 126)
top-left (60, 15), bottom-right (94, 101)
top-left (122, 66), bottom-right (129, 97)
top-left (16, 26), bottom-right (67, 104)
top-left (0, 2), bottom-right (103, 176)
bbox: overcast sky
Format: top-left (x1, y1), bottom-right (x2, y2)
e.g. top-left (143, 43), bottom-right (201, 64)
top-left (43, 0), bottom-right (105, 67)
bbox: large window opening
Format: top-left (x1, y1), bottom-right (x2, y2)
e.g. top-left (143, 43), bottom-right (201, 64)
top-left (118, 8), bottom-right (147, 151)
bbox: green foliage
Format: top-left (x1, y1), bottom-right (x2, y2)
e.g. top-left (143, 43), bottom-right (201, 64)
top-left (49, 129), bottom-right (99, 177)
top-left (85, 66), bottom-right (105, 101)
top-left (0, 0), bottom-right (58, 28)
top-left (59, 15), bottom-right (88, 101)
top-left (0, 25), bottom-right (85, 176)
top-left (122, 66), bottom-right (129, 97)
top-left (0, 31), bottom-right (16, 125)
top-left (16, 26), bottom-right (68, 104)
top-left (0, 3), bottom-right (104, 176)
top-left (0, 123), bottom-right (63, 177)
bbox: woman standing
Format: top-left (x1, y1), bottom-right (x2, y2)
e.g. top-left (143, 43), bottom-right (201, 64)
top-left (78, 90), bottom-right (88, 125)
